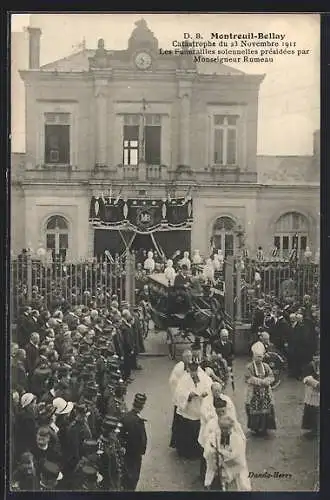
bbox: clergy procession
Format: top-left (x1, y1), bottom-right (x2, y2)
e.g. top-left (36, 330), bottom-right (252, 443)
top-left (10, 245), bottom-right (319, 491)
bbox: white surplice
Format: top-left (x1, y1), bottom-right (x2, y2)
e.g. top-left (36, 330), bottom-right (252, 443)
top-left (175, 368), bottom-right (213, 421)
top-left (203, 417), bottom-right (251, 491)
top-left (198, 394), bottom-right (238, 448)
top-left (169, 361), bottom-right (186, 405)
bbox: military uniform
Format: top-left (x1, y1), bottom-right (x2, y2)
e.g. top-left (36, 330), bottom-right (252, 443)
top-left (121, 394), bottom-right (147, 491)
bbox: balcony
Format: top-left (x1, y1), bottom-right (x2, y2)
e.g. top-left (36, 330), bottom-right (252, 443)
top-left (92, 163), bottom-right (169, 182)
top-left (12, 159), bottom-right (258, 186)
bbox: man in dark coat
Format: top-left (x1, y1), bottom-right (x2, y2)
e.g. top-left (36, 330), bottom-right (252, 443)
top-left (14, 393), bottom-right (38, 462)
top-left (17, 307), bottom-right (35, 348)
top-left (287, 312), bottom-right (307, 379)
top-left (25, 332), bottom-right (40, 378)
top-left (250, 299), bottom-right (265, 345)
top-left (173, 265), bottom-right (192, 311)
top-left (121, 393), bottom-right (147, 491)
top-left (61, 404), bottom-right (92, 488)
top-left (11, 348), bottom-right (28, 394)
top-left (269, 309), bottom-right (291, 353)
top-left (120, 311), bottom-right (135, 383)
top-left (129, 312), bottom-right (145, 370)
top-left (212, 328), bottom-right (234, 368)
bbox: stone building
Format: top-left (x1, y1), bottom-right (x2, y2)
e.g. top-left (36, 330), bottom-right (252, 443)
top-left (11, 19), bottom-right (320, 262)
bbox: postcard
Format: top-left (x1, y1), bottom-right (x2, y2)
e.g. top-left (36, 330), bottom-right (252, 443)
top-left (10, 12), bottom-right (319, 492)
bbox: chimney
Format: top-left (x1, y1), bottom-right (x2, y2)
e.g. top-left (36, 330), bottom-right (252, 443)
top-left (27, 26), bottom-right (41, 69)
top-left (313, 129), bottom-right (320, 158)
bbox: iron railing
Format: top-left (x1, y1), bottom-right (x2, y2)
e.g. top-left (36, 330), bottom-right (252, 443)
top-left (10, 253), bottom-right (136, 322)
top-left (225, 257), bottom-right (319, 324)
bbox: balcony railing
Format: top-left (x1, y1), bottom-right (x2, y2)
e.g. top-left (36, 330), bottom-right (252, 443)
top-left (13, 161), bottom-right (259, 184)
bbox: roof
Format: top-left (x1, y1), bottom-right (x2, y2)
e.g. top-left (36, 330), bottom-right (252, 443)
top-left (40, 48), bottom-right (244, 76)
top-left (41, 49), bottom-right (93, 72)
top-left (257, 155), bottom-right (319, 185)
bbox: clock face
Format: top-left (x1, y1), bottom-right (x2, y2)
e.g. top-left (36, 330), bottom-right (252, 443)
top-left (134, 52), bottom-right (152, 70)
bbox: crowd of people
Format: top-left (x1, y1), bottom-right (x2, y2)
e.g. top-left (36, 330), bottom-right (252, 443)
top-left (10, 247), bottom-right (320, 492)
top-left (10, 297), bottom-right (148, 491)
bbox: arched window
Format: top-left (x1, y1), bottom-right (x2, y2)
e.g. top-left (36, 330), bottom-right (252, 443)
top-left (273, 212), bottom-right (309, 259)
top-left (45, 215), bottom-right (69, 260)
top-left (212, 216), bottom-right (236, 256)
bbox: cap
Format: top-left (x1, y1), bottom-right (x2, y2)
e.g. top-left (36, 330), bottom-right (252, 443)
top-left (58, 364), bottom-right (71, 376)
top-left (34, 365), bottom-right (52, 378)
top-left (53, 397), bottom-right (74, 415)
top-left (83, 439), bottom-right (99, 456)
top-left (81, 464), bottom-right (98, 483)
top-left (133, 393), bottom-right (147, 410)
top-left (21, 393), bottom-right (36, 408)
top-left (75, 403), bottom-right (87, 414)
top-left (102, 416), bottom-right (123, 434)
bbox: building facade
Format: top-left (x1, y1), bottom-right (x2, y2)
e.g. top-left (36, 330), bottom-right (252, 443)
top-left (11, 20), bottom-right (320, 262)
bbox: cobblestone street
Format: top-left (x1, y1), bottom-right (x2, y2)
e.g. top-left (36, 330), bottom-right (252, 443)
top-left (127, 331), bottom-right (319, 492)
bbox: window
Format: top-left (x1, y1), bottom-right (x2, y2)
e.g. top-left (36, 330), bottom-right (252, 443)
top-left (123, 114), bottom-right (161, 166)
top-left (273, 212), bottom-right (309, 259)
top-left (45, 216), bottom-right (69, 261)
top-left (213, 115), bottom-right (238, 165)
top-left (145, 114), bottom-right (161, 165)
top-left (44, 113), bottom-right (70, 165)
top-left (212, 216), bottom-right (236, 257)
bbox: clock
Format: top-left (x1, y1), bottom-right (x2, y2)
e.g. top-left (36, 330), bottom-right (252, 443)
top-left (134, 51), bottom-right (152, 70)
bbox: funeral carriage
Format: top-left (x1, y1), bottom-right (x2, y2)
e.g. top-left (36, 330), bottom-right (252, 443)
top-left (147, 272), bottom-right (232, 360)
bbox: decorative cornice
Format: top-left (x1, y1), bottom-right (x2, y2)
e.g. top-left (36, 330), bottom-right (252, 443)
top-left (19, 68), bottom-right (264, 86)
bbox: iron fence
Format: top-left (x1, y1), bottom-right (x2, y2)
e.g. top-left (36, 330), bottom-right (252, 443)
top-left (10, 253), bottom-right (136, 322)
top-left (225, 258), bottom-right (319, 324)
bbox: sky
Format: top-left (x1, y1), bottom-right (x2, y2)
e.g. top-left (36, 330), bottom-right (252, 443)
top-left (11, 13), bottom-right (320, 155)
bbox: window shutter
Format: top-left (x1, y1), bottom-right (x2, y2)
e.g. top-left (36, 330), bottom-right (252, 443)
top-left (59, 234), bottom-right (69, 249)
top-left (145, 126), bottom-right (161, 165)
top-left (214, 128), bottom-right (224, 164)
top-left (45, 124), bottom-right (70, 164)
top-left (58, 125), bottom-right (70, 164)
top-left (46, 234), bottom-right (55, 250)
top-left (227, 128), bottom-right (237, 165)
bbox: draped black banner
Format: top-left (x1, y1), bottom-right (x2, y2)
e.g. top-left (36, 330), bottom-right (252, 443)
top-left (89, 197), bottom-right (193, 233)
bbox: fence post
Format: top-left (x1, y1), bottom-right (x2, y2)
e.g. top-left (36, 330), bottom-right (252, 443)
top-left (27, 250), bottom-right (33, 303)
top-left (131, 252), bottom-right (136, 308)
top-left (125, 252), bottom-right (133, 308)
top-left (235, 257), bottom-right (242, 323)
top-left (224, 256), bottom-right (234, 321)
